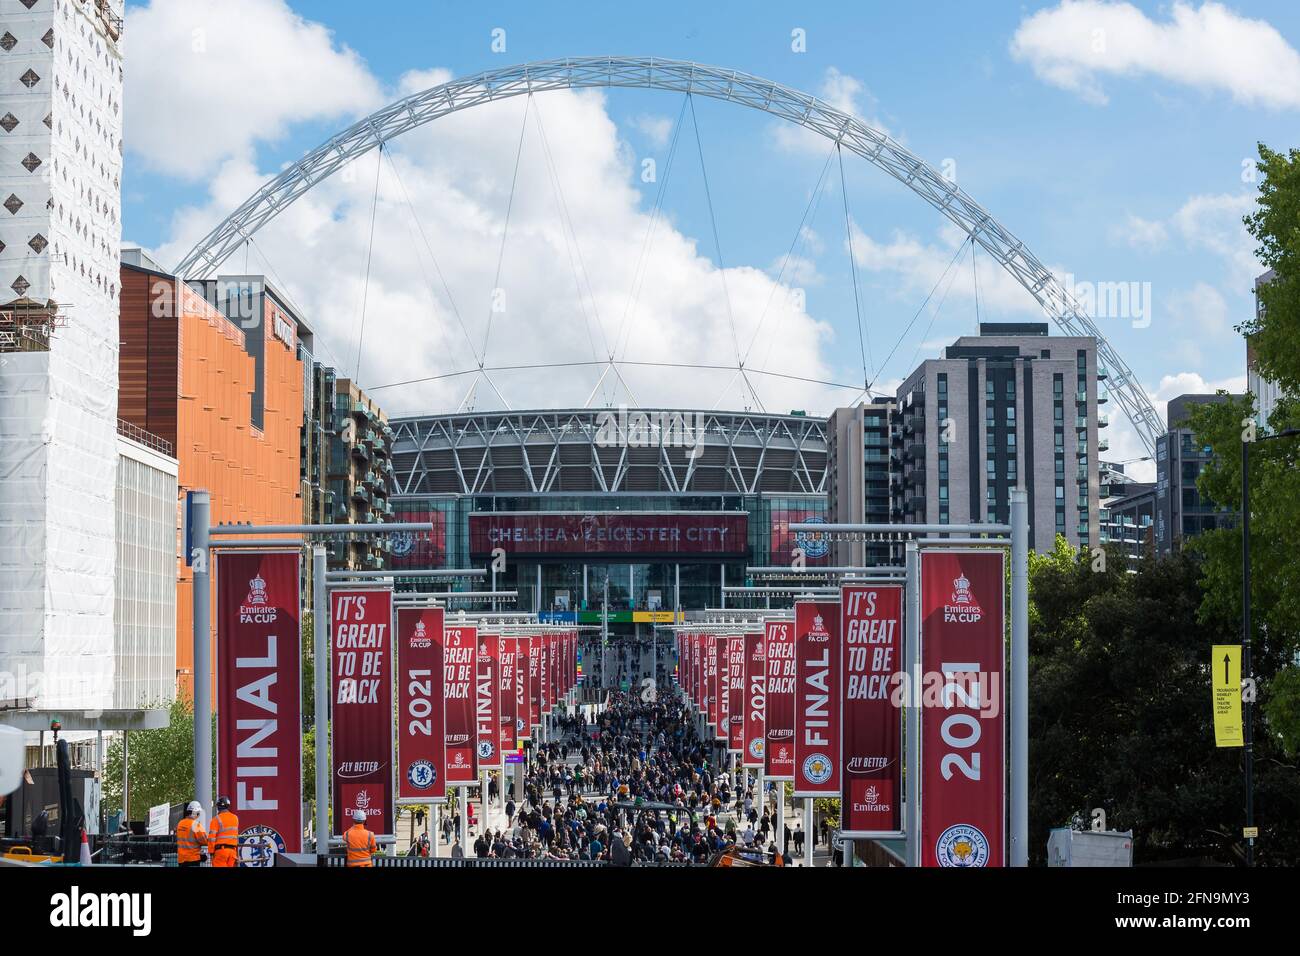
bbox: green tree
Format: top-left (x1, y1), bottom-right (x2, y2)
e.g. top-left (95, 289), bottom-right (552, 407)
top-left (1027, 543), bottom-right (1300, 865)
top-left (1181, 139), bottom-right (1300, 778)
top-left (1240, 144), bottom-right (1300, 394)
top-left (103, 698), bottom-right (215, 817)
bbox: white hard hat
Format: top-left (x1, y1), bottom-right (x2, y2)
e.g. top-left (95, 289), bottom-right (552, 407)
top-left (353, 809), bottom-right (366, 823)
top-left (187, 801), bottom-right (202, 815)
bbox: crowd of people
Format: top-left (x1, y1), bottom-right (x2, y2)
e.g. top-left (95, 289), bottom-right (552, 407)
top-left (412, 690), bottom-right (812, 865)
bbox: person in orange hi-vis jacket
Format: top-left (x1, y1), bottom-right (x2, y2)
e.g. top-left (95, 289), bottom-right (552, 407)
top-left (208, 795), bottom-right (240, 868)
top-left (345, 809), bottom-right (378, 867)
top-left (175, 801), bottom-right (208, 867)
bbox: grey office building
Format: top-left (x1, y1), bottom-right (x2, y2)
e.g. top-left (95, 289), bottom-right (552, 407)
top-left (1154, 393), bottom-right (1241, 554)
top-left (894, 322), bottom-right (1105, 552)
top-left (826, 401), bottom-right (897, 565)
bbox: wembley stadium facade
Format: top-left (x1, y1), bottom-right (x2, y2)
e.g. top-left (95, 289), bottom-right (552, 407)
top-left (388, 407), bottom-right (832, 635)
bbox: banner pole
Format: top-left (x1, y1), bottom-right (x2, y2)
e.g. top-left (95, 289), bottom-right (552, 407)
top-left (803, 798), bottom-right (814, 867)
top-left (313, 545), bottom-right (329, 860)
top-left (460, 784), bottom-right (468, 850)
top-left (905, 539), bottom-right (920, 868)
top-left (775, 780), bottom-right (784, 857)
top-left (190, 491), bottom-right (212, 815)
top-left (1010, 488), bottom-right (1030, 867)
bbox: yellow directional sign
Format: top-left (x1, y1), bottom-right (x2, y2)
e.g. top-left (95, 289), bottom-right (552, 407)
top-left (1212, 644), bottom-right (1243, 748)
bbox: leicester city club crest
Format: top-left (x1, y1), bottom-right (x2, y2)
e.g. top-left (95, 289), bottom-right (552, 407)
top-left (748, 737), bottom-right (765, 761)
top-left (935, 824), bottom-right (990, 867)
top-left (407, 759), bottom-right (437, 791)
top-left (802, 752), bottom-right (833, 785)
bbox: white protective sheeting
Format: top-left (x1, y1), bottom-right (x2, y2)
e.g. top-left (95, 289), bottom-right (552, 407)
top-left (0, 1), bottom-right (124, 712)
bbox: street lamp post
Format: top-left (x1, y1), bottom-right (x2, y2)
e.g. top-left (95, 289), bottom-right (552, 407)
top-left (1241, 425), bottom-right (1300, 867)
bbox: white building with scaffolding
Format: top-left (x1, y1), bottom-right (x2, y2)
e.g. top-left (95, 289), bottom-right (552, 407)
top-left (0, 0), bottom-right (125, 718)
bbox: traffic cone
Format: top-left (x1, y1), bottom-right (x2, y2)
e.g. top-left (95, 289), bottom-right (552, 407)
top-left (79, 829), bottom-right (92, 866)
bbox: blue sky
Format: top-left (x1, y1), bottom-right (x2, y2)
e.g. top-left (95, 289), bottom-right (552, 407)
top-left (120, 1), bottom-right (1300, 475)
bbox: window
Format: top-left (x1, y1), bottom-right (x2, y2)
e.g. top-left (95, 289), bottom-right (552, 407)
top-left (1005, 379), bottom-right (1015, 399)
top-left (986, 407), bottom-right (994, 426)
top-left (987, 460), bottom-right (996, 476)
top-left (1041, 349), bottom-right (1051, 359)
top-left (939, 485), bottom-right (949, 501)
top-left (985, 380), bottom-right (994, 401)
top-left (987, 487), bottom-right (996, 502)
top-left (1055, 458), bottom-right (1065, 476)
top-left (1054, 431), bottom-right (1064, 448)
top-left (1054, 405), bottom-right (1064, 422)
top-left (1006, 406), bottom-right (1016, 423)
top-left (1055, 486), bottom-right (1065, 499)
top-left (938, 458), bottom-right (949, 478)
top-left (1007, 432), bottom-right (1016, 448)
top-left (937, 374), bottom-right (948, 396)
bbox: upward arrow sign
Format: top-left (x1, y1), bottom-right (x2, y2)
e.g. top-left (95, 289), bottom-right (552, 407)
top-left (1224, 654), bottom-right (1232, 687)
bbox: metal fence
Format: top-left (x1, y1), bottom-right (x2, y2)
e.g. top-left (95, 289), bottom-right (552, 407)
top-left (325, 854), bottom-right (608, 868)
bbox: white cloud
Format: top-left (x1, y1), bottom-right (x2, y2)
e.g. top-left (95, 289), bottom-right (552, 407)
top-left (396, 68), bottom-right (455, 98)
top-left (1104, 369), bottom-right (1247, 481)
top-left (1112, 213), bottom-right (1168, 250)
top-left (1166, 282), bottom-right (1231, 337)
top-left (772, 67), bottom-right (891, 155)
top-left (1170, 192), bottom-right (1259, 286)
top-left (148, 86), bottom-right (842, 416)
top-left (124, 0), bottom-right (384, 179)
top-left (773, 254), bottom-right (823, 288)
top-left (1010, 1), bottom-right (1300, 109)
top-left (630, 114), bottom-right (674, 148)
top-left (847, 221), bottom-right (1042, 316)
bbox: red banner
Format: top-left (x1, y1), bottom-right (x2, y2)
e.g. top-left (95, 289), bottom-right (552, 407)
top-left (708, 636), bottom-right (723, 735)
top-left (793, 600), bottom-right (841, 797)
top-left (697, 633), bottom-right (706, 712)
top-left (499, 637), bottom-right (517, 759)
top-left (476, 634), bottom-right (500, 770)
top-left (841, 583), bottom-right (904, 837)
top-left (527, 636), bottom-right (541, 729)
top-left (470, 511), bottom-right (748, 557)
top-left (538, 632), bottom-right (550, 715)
top-left (443, 624), bottom-right (478, 785)
top-left (548, 633), bottom-right (559, 713)
top-left (330, 588), bottom-right (394, 836)
top-left (920, 550), bottom-right (1005, 867)
top-left (515, 637), bottom-right (531, 745)
top-left (743, 632), bottom-right (766, 769)
top-left (396, 606), bottom-right (446, 803)
top-left (764, 619), bottom-right (795, 780)
top-left (215, 550), bottom-right (303, 859)
top-left (727, 636), bottom-right (745, 753)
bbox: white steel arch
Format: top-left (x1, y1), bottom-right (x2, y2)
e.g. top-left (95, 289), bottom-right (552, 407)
top-left (173, 56), bottom-right (1161, 454)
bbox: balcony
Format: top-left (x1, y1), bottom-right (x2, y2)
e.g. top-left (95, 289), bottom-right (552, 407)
top-left (351, 443), bottom-right (370, 462)
top-left (351, 486), bottom-right (371, 505)
top-left (1098, 437), bottom-right (1109, 452)
top-left (1097, 414), bottom-right (1109, 429)
top-left (1097, 363), bottom-right (1109, 380)
top-left (1075, 416), bottom-right (1089, 430)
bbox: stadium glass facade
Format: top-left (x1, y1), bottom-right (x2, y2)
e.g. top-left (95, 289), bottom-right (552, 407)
top-left (389, 492), bottom-right (828, 626)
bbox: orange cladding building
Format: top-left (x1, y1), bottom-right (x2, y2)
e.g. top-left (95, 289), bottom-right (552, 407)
top-left (119, 251), bottom-right (306, 698)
